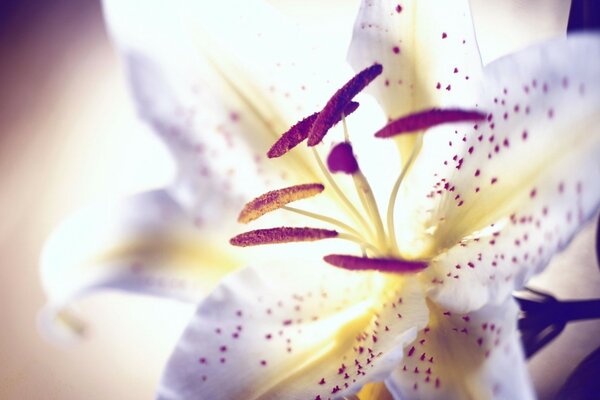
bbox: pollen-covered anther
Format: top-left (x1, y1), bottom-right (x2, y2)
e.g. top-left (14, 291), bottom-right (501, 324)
top-left (323, 254), bottom-right (428, 273)
top-left (374, 108), bottom-right (487, 138)
top-left (307, 63), bottom-right (383, 146)
top-left (267, 101), bottom-right (360, 158)
top-left (230, 227), bottom-right (338, 247)
top-left (238, 183), bottom-right (325, 223)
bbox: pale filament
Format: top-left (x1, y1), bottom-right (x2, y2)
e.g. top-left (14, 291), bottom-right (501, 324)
top-left (337, 233), bottom-right (381, 256)
top-left (282, 204), bottom-right (379, 254)
top-left (352, 171), bottom-right (387, 251)
top-left (386, 135), bottom-right (423, 255)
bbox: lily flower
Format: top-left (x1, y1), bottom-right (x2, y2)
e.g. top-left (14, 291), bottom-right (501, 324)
top-left (39, 0), bottom-right (570, 341)
top-left (155, 3), bottom-right (600, 400)
top-left (38, 0), bottom-right (598, 398)
top-left (37, 0), bottom-right (569, 337)
top-left (38, 0), bottom-right (356, 338)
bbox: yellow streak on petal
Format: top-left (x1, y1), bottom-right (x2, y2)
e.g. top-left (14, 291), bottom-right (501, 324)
top-left (253, 275), bottom-right (423, 398)
top-left (356, 382), bottom-right (394, 400)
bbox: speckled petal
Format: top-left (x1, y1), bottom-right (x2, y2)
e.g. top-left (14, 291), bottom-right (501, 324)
top-left (385, 299), bottom-right (533, 400)
top-left (39, 190), bottom-right (241, 340)
top-left (103, 0), bottom-right (354, 215)
top-left (348, 0), bottom-right (483, 119)
top-left (158, 261), bottom-right (429, 400)
top-left (398, 35), bottom-right (600, 311)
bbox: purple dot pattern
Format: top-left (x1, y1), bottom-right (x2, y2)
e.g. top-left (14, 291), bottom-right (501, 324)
top-left (398, 36), bottom-right (600, 312)
top-left (159, 263), bottom-right (428, 399)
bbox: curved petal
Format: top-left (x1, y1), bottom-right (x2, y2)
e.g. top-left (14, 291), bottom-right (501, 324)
top-left (410, 35), bottom-right (600, 310)
top-left (347, 0), bottom-right (483, 165)
top-left (103, 0), bottom-right (354, 214)
top-left (348, 0), bottom-right (483, 119)
top-left (158, 261), bottom-right (429, 399)
top-left (39, 190), bottom-right (242, 340)
top-left (398, 34), bottom-right (600, 311)
top-left (386, 299), bottom-right (533, 400)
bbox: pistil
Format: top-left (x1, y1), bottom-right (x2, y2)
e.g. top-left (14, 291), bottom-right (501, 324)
top-left (311, 148), bottom-right (375, 240)
top-left (352, 171), bottom-right (387, 251)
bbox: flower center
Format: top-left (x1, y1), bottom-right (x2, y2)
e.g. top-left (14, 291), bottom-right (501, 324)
top-left (229, 64), bottom-right (486, 274)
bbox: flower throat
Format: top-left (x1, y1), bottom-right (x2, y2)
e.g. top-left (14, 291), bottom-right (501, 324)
top-left (229, 64), bottom-right (486, 274)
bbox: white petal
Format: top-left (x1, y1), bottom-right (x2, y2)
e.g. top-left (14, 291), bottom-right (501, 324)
top-left (103, 0), bottom-right (353, 213)
top-left (400, 34), bottom-right (600, 311)
top-left (386, 299), bottom-right (534, 400)
top-left (348, 0), bottom-right (483, 119)
top-left (39, 190), bottom-right (241, 340)
top-left (158, 261), bottom-right (429, 399)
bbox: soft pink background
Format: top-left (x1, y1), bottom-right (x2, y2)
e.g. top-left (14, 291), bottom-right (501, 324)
top-left (0, 1), bottom-right (598, 399)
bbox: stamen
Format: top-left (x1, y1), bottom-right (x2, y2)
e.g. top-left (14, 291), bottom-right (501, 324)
top-left (374, 108), bottom-right (487, 138)
top-left (238, 183), bottom-right (325, 223)
top-left (327, 142), bottom-right (359, 174)
top-left (323, 254), bottom-right (428, 273)
top-left (387, 137), bottom-right (422, 254)
top-left (267, 102), bottom-right (359, 158)
top-left (230, 227), bottom-right (337, 247)
top-left (307, 63), bottom-right (383, 146)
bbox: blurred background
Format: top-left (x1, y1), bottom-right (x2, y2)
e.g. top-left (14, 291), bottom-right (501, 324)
top-left (0, 0), bottom-right (598, 399)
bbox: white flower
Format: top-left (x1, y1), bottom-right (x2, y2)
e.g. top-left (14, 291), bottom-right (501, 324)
top-left (40, 0), bottom-right (599, 399)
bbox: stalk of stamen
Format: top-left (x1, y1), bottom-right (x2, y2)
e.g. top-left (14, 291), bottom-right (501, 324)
top-left (311, 148), bottom-right (375, 239)
top-left (337, 233), bottom-right (381, 256)
top-left (386, 137), bottom-right (422, 255)
top-left (374, 108), bottom-right (487, 138)
top-left (341, 115), bottom-right (350, 142)
top-left (281, 205), bottom-right (363, 239)
top-left (352, 171), bottom-right (387, 251)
